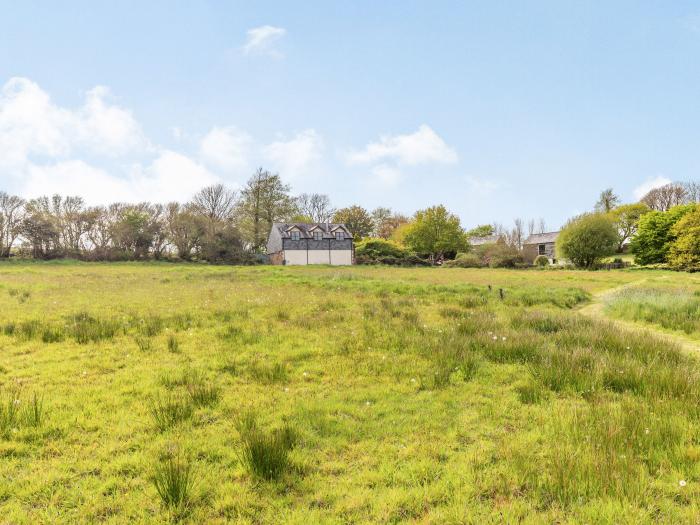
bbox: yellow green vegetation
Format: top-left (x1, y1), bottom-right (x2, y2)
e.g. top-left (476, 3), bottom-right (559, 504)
top-left (0, 262), bottom-right (698, 523)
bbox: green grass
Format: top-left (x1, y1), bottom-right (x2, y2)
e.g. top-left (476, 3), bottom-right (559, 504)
top-left (605, 284), bottom-right (700, 337)
top-left (0, 261), bottom-right (699, 523)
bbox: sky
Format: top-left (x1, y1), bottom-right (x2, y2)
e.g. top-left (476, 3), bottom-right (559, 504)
top-left (1, 1), bottom-right (700, 230)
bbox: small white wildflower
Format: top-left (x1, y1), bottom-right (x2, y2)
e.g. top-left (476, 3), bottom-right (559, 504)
top-left (303, 372), bottom-right (308, 377)
top-left (365, 401), bottom-right (371, 406)
top-left (680, 480), bottom-right (687, 487)
top-left (645, 428), bottom-right (650, 434)
top-left (492, 336), bottom-right (498, 341)
top-left (410, 378), bottom-right (416, 383)
top-left (502, 336), bottom-right (507, 341)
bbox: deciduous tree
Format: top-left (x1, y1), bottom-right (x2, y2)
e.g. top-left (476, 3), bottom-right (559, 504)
top-left (556, 213), bottom-right (618, 268)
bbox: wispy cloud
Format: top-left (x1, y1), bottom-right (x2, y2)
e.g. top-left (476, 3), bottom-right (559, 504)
top-left (347, 125), bottom-right (457, 166)
top-left (263, 129), bottom-right (323, 180)
top-left (243, 25), bottom-right (286, 57)
top-left (633, 175), bottom-right (671, 200)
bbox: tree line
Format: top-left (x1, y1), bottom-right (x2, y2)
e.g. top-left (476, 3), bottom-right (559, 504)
top-left (1, 170), bottom-right (697, 270)
top-left (0, 168), bottom-right (406, 262)
top-left (556, 181), bottom-right (700, 270)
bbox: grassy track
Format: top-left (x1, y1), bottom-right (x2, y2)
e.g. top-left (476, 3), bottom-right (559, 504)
top-left (0, 262), bottom-right (698, 524)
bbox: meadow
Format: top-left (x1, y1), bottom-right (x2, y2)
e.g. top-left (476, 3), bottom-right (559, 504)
top-left (0, 262), bottom-right (699, 524)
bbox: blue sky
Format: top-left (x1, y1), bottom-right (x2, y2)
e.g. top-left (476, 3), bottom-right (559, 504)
top-left (1, 1), bottom-right (699, 230)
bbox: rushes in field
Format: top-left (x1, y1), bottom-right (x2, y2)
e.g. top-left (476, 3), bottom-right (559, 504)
top-left (0, 390), bottom-right (20, 435)
top-left (23, 393), bottom-right (44, 427)
top-left (68, 312), bottom-right (121, 344)
top-left (167, 334), bottom-right (180, 353)
top-left (515, 379), bottom-right (548, 404)
top-left (236, 413), bottom-right (297, 481)
top-left (249, 362), bottom-right (288, 384)
top-left (153, 451), bottom-right (196, 515)
top-left (149, 394), bottom-right (194, 431)
top-left (187, 379), bottom-right (221, 408)
top-left (0, 390), bottom-right (46, 434)
top-left (135, 336), bottom-right (152, 352)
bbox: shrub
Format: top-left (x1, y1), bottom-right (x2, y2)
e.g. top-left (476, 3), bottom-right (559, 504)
top-left (236, 414), bottom-right (296, 480)
top-left (534, 255), bottom-right (549, 267)
top-left (152, 452), bottom-right (196, 514)
top-left (444, 253), bottom-right (484, 268)
top-left (476, 242), bottom-right (523, 268)
top-left (355, 239), bottom-right (407, 260)
top-left (557, 213), bottom-right (618, 268)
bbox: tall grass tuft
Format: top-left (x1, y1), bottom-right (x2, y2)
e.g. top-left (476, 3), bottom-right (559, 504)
top-left (23, 393), bottom-right (44, 427)
top-left (167, 334), bottom-right (180, 353)
top-left (249, 362), bottom-right (288, 384)
top-left (135, 336), bottom-right (152, 352)
top-left (187, 379), bottom-right (221, 408)
top-left (0, 389), bottom-right (21, 435)
top-left (236, 413), bottom-right (297, 481)
top-left (149, 394), bottom-right (194, 431)
top-left (152, 451), bottom-right (196, 515)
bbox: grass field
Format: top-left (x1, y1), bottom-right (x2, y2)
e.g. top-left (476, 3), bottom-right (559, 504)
top-left (0, 262), bottom-right (699, 523)
top-left (604, 279), bottom-right (700, 339)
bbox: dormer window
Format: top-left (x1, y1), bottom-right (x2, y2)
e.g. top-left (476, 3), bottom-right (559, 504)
top-left (335, 232), bottom-right (344, 240)
top-left (291, 230), bottom-right (301, 241)
top-left (313, 231), bottom-right (323, 241)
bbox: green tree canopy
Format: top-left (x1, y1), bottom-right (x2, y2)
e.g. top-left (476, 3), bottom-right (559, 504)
top-left (403, 205), bottom-right (468, 262)
top-left (594, 188), bottom-right (621, 213)
top-left (630, 204), bottom-right (696, 265)
top-left (608, 203), bottom-right (650, 252)
top-left (668, 207), bottom-right (700, 271)
top-left (466, 224), bottom-right (495, 238)
top-left (237, 168), bottom-right (297, 252)
top-left (332, 205), bottom-right (374, 238)
top-left (556, 213), bottom-right (618, 268)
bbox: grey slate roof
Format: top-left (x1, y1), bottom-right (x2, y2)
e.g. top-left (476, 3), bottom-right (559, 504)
top-left (272, 223), bottom-right (353, 239)
top-left (523, 231), bottom-right (560, 245)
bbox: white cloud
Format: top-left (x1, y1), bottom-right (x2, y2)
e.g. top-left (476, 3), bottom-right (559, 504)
top-left (22, 160), bottom-right (133, 203)
top-left (0, 77), bottom-right (146, 169)
top-left (371, 164), bottom-right (401, 187)
top-left (633, 176), bottom-right (672, 200)
top-left (20, 152), bottom-right (218, 204)
top-left (263, 129), bottom-right (323, 180)
top-left (0, 77), bottom-right (217, 204)
top-left (129, 150), bottom-right (219, 202)
top-left (200, 126), bottom-right (252, 172)
top-left (347, 125), bottom-right (458, 166)
top-left (243, 25), bottom-right (286, 57)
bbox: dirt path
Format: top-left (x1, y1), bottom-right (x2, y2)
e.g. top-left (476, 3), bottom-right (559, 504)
top-left (577, 278), bottom-right (700, 355)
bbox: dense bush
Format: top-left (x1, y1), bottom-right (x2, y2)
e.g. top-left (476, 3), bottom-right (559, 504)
top-left (354, 239), bottom-right (430, 266)
top-left (477, 242), bottom-right (523, 268)
top-left (557, 213), bottom-right (618, 268)
top-left (355, 239), bottom-right (407, 260)
top-left (631, 204), bottom-right (696, 265)
top-left (534, 255), bottom-right (550, 267)
top-left (444, 252), bottom-right (484, 268)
